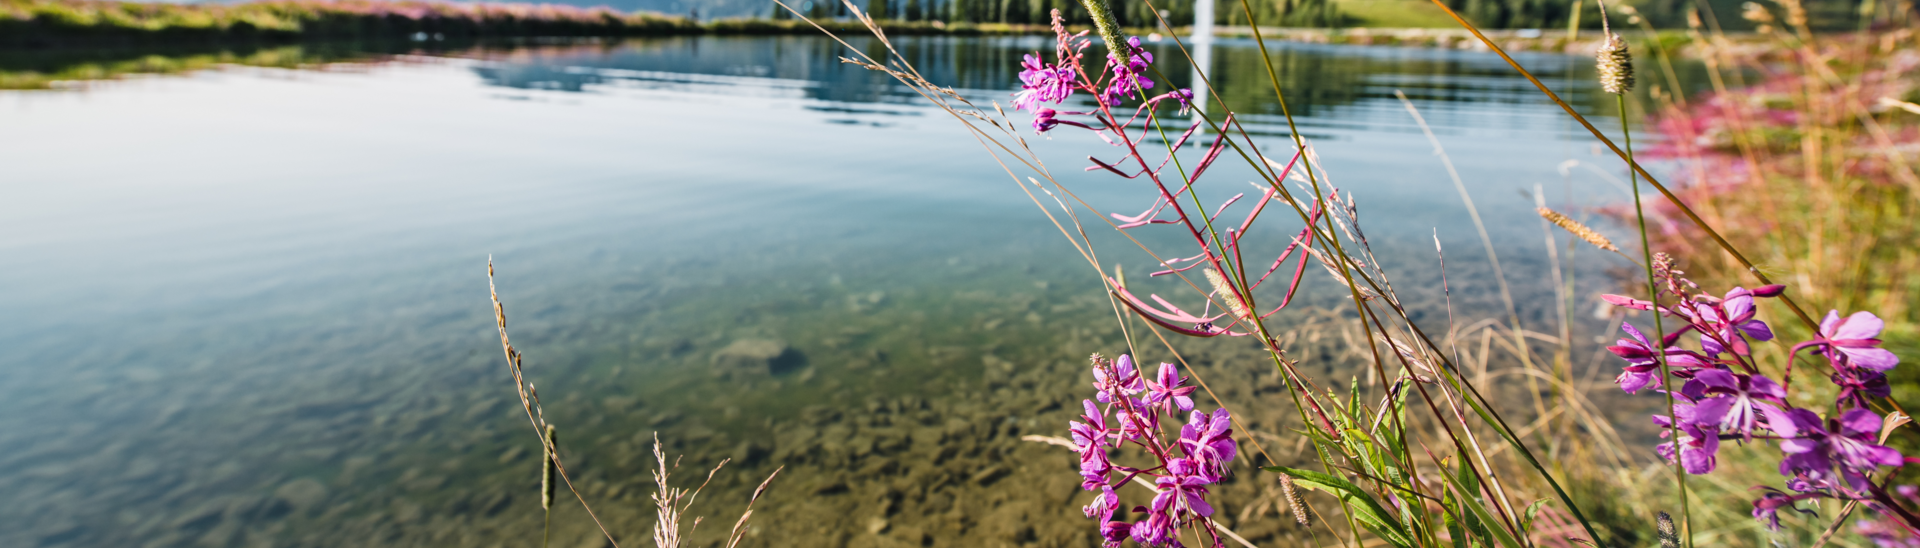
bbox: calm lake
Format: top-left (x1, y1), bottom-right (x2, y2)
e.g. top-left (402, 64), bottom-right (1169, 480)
top-left (1, 35), bottom-right (1672, 547)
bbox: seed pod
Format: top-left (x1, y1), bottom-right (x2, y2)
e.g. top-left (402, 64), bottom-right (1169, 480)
top-left (541, 425), bottom-right (558, 511)
top-left (1537, 207), bottom-right (1620, 252)
top-left (1280, 475), bottom-right (1309, 526)
top-left (1596, 34), bottom-right (1635, 95)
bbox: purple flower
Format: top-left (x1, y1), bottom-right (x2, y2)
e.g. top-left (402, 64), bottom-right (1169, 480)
top-left (1144, 362), bottom-right (1196, 414)
top-left (1771, 407), bottom-right (1905, 487)
top-left (1834, 369), bottom-right (1892, 409)
top-left (1695, 286), bottom-right (1775, 356)
top-left (1032, 107), bottom-right (1061, 133)
top-left (1071, 400), bottom-right (1114, 489)
top-left (1178, 408), bottom-right (1236, 480)
top-left (1688, 369), bottom-right (1786, 439)
top-left (1606, 322), bottom-right (1706, 393)
top-left (1819, 311), bottom-right (1900, 372)
top-left (1653, 401), bottom-right (1719, 474)
top-left (1129, 509), bottom-right (1179, 547)
top-left (1153, 458), bottom-right (1216, 518)
top-left (1085, 484), bottom-right (1119, 519)
top-left (1751, 488), bottom-right (1818, 531)
top-left (1093, 354), bottom-right (1145, 403)
top-left (1013, 53), bottom-right (1076, 112)
top-left (1115, 401), bottom-right (1158, 441)
top-left (1099, 520), bottom-right (1132, 548)
top-left (1071, 399), bottom-right (1110, 450)
top-left (1098, 37), bottom-right (1156, 107)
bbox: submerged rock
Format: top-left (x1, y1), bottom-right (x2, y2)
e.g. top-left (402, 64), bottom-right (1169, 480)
top-left (711, 339), bottom-right (807, 378)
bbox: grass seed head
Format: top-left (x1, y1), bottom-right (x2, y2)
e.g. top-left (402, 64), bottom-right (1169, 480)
top-left (1537, 207), bottom-right (1620, 252)
top-left (541, 424), bottom-right (558, 510)
top-left (1596, 33), bottom-right (1635, 95)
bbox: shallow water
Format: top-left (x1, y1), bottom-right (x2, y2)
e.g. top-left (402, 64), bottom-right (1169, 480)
top-left (1, 35), bottom-right (1681, 547)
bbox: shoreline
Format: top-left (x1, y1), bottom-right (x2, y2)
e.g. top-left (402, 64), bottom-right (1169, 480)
top-left (3, 0), bottom-right (1724, 53)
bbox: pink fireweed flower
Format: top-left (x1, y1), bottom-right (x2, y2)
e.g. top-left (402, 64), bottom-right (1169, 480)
top-left (1769, 407), bottom-right (1905, 488)
top-left (1153, 458), bottom-right (1216, 518)
top-left (1178, 408), bottom-right (1236, 480)
top-left (1085, 484), bottom-right (1120, 519)
top-left (1606, 322), bottom-right (1707, 393)
top-left (1032, 107), bottom-right (1061, 133)
top-left (1653, 400), bottom-right (1720, 474)
top-left (1143, 362), bottom-right (1196, 414)
top-left (1686, 369), bottom-right (1786, 440)
top-left (1098, 37), bottom-right (1156, 107)
top-left (1099, 520), bottom-right (1132, 548)
top-left (1816, 310), bottom-right (1900, 372)
top-left (1013, 53), bottom-right (1076, 112)
top-left (1128, 509), bottom-right (1179, 547)
top-left (1115, 403), bottom-right (1158, 441)
top-left (1071, 400), bottom-right (1114, 489)
top-left (1093, 354), bottom-right (1145, 403)
top-left (1751, 488), bottom-right (1821, 531)
top-left (1694, 286), bottom-right (1776, 356)
top-left (1834, 369), bottom-right (1893, 408)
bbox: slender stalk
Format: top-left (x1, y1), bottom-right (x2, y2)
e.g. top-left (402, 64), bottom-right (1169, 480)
top-left (1423, 0), bottom-right (1821, 333)
top-left (1619, 93), bottom-right (1690, 548)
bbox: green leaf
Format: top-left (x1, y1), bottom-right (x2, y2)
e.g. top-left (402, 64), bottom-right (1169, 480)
top-left (1520, 499), bottom-right (1548, 533)
top-left (1437, 465), bottom-right (1526, 548)
top-left (1431, 360), bottom-right (1605, 546)
top-left (1266, 466), bottom-right (1416, 548)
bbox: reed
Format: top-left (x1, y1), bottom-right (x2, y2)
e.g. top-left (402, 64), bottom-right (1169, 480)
top-left (488, 259), bottom-right (779, 548)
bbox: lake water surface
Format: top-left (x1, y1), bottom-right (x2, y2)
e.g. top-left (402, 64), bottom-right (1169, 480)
top-left (1, 35), bottom-right (1671, 547)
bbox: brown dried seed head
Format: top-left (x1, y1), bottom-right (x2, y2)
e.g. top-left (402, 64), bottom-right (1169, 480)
top-left (1536, 207), bottom-right (1620, 252)
top-left (1280, 475), bottom-right (1309, 526)
top-left (1596, 34), bottom-right (1635, 94)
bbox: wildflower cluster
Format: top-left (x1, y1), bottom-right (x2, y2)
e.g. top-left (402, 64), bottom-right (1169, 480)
top-left (1011, 9), bottom-right (1193, 134)
top-left (1075, 354), bottom-right (1236, 547)
top-left (1601, 255), bottom-right (1915, 531)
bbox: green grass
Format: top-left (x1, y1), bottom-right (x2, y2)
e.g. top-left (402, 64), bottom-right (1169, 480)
top-left (1333, 0), bottom-right (1460, 28)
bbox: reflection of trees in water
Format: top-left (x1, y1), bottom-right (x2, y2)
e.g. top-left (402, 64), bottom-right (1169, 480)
top-left (10, 35), bottom-right (1717, 127)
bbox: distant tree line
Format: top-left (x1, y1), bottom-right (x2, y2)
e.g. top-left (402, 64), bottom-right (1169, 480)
top-left (770, 0), bottom-right (1898, 29)
top-left (772, 0), bottom-right (1347, 28)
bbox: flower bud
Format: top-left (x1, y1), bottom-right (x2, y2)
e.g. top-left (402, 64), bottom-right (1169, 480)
top-left (1596, 34), bottom-right (1635, 95)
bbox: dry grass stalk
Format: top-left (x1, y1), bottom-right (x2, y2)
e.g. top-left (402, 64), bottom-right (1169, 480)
top-left (489, 258), bottom-right (623, 547)
top-left (723, 466), bottom-right (784, 548)
top-left (650, 432), bottom-right (725, 548)
top-left (1535, 207), bottom-right (1620, 253)
top-left (649, 432), bottom-right (781, 548)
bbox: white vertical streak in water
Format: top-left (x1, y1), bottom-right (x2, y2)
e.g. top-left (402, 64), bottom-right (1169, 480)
top-left (1189, 0), bottom-right (1214, 134)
